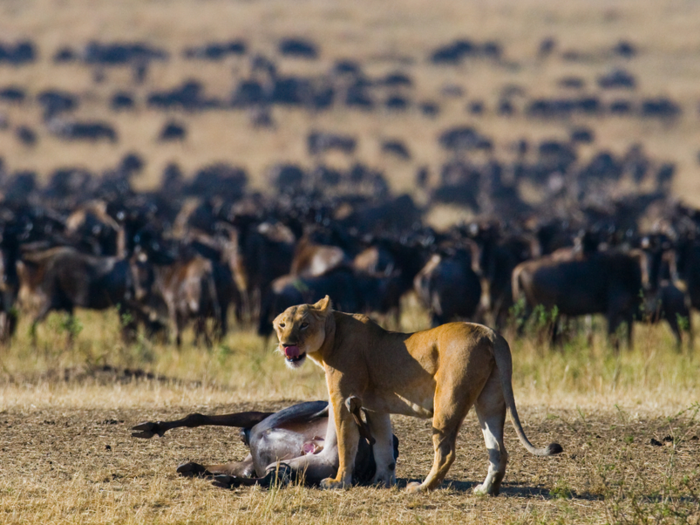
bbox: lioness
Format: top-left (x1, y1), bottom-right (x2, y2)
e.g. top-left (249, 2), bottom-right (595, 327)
top-left (273, 296), bottom-right (562, 495)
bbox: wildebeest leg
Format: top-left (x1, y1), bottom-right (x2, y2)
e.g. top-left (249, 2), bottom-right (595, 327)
top-left (193, 317), bottom-right (212, 348)
top-left (131, 410), bottom-right (275, 438)
top-left (664, 311), bottom-right (683, 351)
top-left (63, 307), bottom-right (77, 347)
top-left (30, 300), bottom-right (54, 343)
top-left (549, 315), bottom-right (561, 347)
top-left (177, 454), bottom-right (256, 479)
top-left (212, 463), bottom-right (298, 488)
top-left (686, 315), bottom-right (694, 353)
top-left (215, 301), bottom-right (228, 341)
top-left (174, 310), bottom-right (184, 347)
top-left (364, 411), bottom-right (395, 487)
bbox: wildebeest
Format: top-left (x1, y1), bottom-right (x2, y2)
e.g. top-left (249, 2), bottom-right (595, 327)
top-left (132, 399), bottom-right (398, 488)
top-left (413, 243), bottom-right (483, 327)
top-left (18, 246), bottom-right (138, 340)
top-left (512, 248), bottom-right (646, 347)
top-left (158, 121), bottom-right (187, 142)
top-left (132, 244), bottom-right (224, 347)
top-left (257, 267), bottom-right (401, 336)
top-left (47, 119), bottom-right (118, 142)
top-left (0, 226), bottom-right (21, 342)
top-left (640, 282), bottom-right (692, 349)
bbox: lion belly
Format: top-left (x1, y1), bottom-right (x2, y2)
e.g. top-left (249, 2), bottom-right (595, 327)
top-left (362, 384), bottom-right (436, 418)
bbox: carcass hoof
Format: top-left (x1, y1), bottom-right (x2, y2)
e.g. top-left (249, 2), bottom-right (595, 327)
top-left (176, 462), bottom-right (209, 478)
top-left (131, 421), bottom-right (165, 439)
top-left (212, 475), bottom-right (241, 489)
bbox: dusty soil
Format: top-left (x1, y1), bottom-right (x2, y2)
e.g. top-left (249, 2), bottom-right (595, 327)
top-left (1, 388), bottom-right (698, 524)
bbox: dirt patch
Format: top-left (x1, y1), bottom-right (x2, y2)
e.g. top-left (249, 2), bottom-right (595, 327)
top-left (1, 365), bottom-right (204, 388)
top-left (1, 400), bottom-right (698, 523)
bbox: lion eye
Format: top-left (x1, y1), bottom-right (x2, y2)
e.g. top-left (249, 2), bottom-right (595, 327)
top-left (279, 323), bottom-right (286, 328)
top-left (300, 322), bottom-right (309, 330)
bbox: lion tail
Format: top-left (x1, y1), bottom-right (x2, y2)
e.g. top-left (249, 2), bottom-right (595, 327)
top-left (492, 333), bottom-right (563, 457)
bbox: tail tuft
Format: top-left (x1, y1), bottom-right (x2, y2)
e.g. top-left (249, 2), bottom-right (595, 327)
top-left (546, 443), bottom-right (563, 455)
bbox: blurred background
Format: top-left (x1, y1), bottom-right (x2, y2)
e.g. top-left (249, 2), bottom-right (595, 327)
top-left (1, 0), bottom-right (699, 227)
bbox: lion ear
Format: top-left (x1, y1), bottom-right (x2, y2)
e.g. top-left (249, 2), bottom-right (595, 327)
top-left (313, 295), bottom-right (332, 313)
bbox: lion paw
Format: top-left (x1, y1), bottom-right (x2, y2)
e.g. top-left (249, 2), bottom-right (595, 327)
top-left (405, 482), bottom-right (423, 494)
top-left (320, 477), bottom-right (348, 489)
top-left (473, 483), bottom-right (497, 496)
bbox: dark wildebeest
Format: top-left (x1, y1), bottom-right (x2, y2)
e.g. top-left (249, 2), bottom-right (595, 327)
top-left (413, 242), bottom-right (483, 327)
top-left (257, 267), bottom-right (400, 337)
top-left (640, 282), bottom-right (692, 349)
top-left (470, 225), bottom-right (541, 329)
top-left (512, 248), bottom-right (647, 348)
top-left (635, 236), bottom-right (692, 349)
top-left (18, 246), bottom-right (138, 340)
top-left (132, 399), bottom-right (398, 488)
top-left (133, 249), bottom-right (223, 347)
top-left (0, 226), bottom-right (21, 342)
top-left (216, 216), bottom-right (295, 322)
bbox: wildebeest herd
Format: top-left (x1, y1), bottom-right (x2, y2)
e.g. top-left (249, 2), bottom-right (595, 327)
top-left (0, 34), bottom-right (695, 350)
top-left (0, 154), bottom-right (694, 353)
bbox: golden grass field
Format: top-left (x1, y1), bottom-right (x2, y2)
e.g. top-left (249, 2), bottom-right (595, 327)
top-left (1, 0), bottom-right (700, 523)
top-left (0, 301), bottom-right (699, 524)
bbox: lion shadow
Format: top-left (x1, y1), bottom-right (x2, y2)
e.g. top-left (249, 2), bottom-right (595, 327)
top-left (395, 478), bottom-right (603, 501)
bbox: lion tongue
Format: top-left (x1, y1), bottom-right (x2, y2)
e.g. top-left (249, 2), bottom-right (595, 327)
top-left (284, 345), bottom-right (301, 359)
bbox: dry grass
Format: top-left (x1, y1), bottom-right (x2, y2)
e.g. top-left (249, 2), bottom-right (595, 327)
top-left (0, 300), bottom-right (699, 523)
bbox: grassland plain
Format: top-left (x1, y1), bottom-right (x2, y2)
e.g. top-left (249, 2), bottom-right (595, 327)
top-left (0, 304), bottom-right (699, 524)
top-left (1, 0), bottom-right (700, 522)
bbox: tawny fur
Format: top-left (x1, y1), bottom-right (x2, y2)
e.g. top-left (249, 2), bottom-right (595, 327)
top-left (273, 296), bottom-right (562, 495)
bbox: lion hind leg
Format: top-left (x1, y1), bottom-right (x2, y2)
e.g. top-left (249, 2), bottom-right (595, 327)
top-left (407, 391), bottom-right (477, 493)
top-left (473, 371), bottom-right (508, 496)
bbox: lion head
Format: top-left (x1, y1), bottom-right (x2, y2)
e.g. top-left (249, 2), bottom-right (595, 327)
top-left (273, 295), bottom-right (332, 369)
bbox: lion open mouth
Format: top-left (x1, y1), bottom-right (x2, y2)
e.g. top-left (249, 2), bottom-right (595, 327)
top-left (283, 345), bottom-right (306, 364)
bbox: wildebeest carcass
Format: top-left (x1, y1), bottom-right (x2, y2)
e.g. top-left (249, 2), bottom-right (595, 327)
top-left (512, 247), bottom-right (646, 347)
top-left (132, 399), bottom-right (399, 488)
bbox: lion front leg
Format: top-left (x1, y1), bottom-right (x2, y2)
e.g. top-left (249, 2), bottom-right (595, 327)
top-left (320, 394), bottom-right (360, 489)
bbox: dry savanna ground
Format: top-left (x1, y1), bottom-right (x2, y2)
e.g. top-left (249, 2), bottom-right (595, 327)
top-left (0, 302), bottom-right (699, 524)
